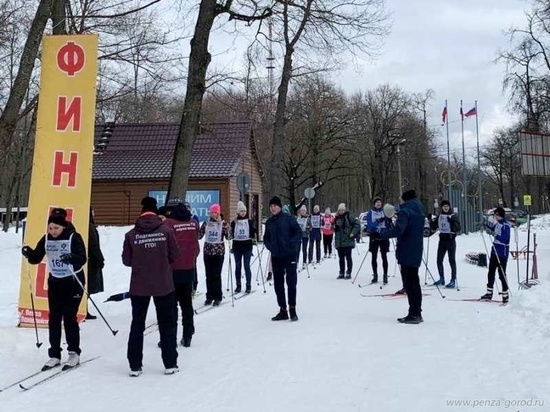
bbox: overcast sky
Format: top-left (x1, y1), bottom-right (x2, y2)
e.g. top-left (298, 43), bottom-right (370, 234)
top-left (176, 0), bottom-right (529, 163)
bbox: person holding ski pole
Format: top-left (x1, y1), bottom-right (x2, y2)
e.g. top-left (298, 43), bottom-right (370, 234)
top-left (366, 197), bottom-right (391, 285)
top-left (428, 200), bottom-right (461, 288)
top-left (296, 205), bottom-right (311, 269)
top-left (230, 201), bottom-right (257, 294)
top-left (321, 208), bottom-right (335, 258)
top-left (334, 203), bottom-right (361, 279)
top-left (480, 207), bottom-right (511, 304)
top-left (22, 208), bottom-right (87, 371)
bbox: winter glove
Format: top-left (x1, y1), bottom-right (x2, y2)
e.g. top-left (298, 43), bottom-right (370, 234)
top-left (21, 246), bottom-right (32, 258)
top-left (376, 218), bottom-right (385, 223)
top-left (104, 292), bottom-right (130, 302)
top-left (59, 253), bottom-right (75, 264)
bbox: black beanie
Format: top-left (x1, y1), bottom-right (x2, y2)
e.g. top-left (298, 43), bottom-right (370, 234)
top-left (441, 200), bottom-right (451, 208)
top-left (401, 190), bottom-right (417, 202)
top-left (170, 203), bottom-right (191, 222)
top-left (269, 196), bottom-right (282, 208)
top-left (373, 197), bottom-right (382, 204)
top-left (141, 196), bottom-right (158, 214)
top-left (48, 208), bottom-right (68, 227)
top-left (494, 207), bottom-right (506, 218)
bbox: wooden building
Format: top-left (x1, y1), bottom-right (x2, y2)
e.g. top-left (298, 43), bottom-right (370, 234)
top-left (91, 121), bottom-right (263, 232)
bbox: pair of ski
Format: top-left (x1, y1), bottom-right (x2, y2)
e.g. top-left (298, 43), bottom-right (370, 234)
top-left (1, 356), bottom-right (100, 392)
top-left (447, 298), bottom-right (508, 306)
top-left (361, 292), bottom-right (431, 298)
top-left (196, 290), bottom-right (257, 313)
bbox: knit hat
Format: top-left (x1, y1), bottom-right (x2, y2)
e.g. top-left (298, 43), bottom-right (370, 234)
top-left (401, 190), bottom-right (417, 202)
top-left (300, 205), bottom-right (307, 214)
top-left (237, 201), bottom-right (247, 213)
top-left (373, 197), bottom-right (382, 204)
top-left (282, 204), bottom-right (290, 214)
top-left (170, 203), bottom-right (191, 222)
top-left (269, 196), bottom-right (282, 208)
top-left (338, 203), bottom-right (346, 211)
top-left (494, 207), bottom-right (506, 218)
top-left (440, 200), bottom-right (451, 208)
top-left (210, 203), bottom-right (221, 214)
top-left (313, 205), bottom-right (320, 213)
top-left (48, 208), bottom-right (69, 227)
top-left (141, 196), bottom-right (158, 214)
top-left (325, 207), bottom-right (331, 214)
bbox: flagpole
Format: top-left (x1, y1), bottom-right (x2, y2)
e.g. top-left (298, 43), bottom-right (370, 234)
top-left (445, 100), bottom-right (451, 200)
top-left (461, 100), bottom-right (468, 234)
top-left (475, 100), bottom-right (483, 221)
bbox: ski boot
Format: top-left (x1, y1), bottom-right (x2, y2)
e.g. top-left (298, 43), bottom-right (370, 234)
top-left (266, 272), bottom-right (273, 281)
top-left (234, 285), bottom-right (242, 293)
top-left (480, 288), bottom-right (493, 301)
top-left (344, 273), bottom-right (351, 280)
top-left (371, 274), bottom-right (378, 284)
top-left (501, 291), bottom-right (509, 305)
top-left (337, 273), bottom-right (345, 279)
top-left (272, 308), bottom-right (289, 321)
top-left (289, 307), bottom-right (298, 322)
top-left (433, 277), bottom-right (445, 286)
top-left (245, 284), bottom-right (251, 294)
top-left (383, 274), bottom-right (388, 285)
top-left (445, 279), bottom-right (456, 289)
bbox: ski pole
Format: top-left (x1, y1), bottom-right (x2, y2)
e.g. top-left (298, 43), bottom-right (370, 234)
top-left (424, 235), bottom-right (430, 285)
top-left (391, 238), bottom-right (397, 278)
top-left (422, 257), bottom-right (445, 299)
top-left (352, 249), bottom-right (370, 285)
top-left (228, 251), bottom-right (234, 307)
top-left (514, 226), bottom-right (520, 286)
top-left (256, 244), bottom-right (267, 293)
top-left (70, 268), bottom-right (118, 336)
top-left (25, 261), bottom-right (42, 348)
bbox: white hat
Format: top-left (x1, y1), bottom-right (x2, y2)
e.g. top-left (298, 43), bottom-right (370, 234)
top-left (325, 207), bottom-right (331, 214)
top-left (313, 205), bottom-right (320, 212)
top-left (237, 201), bottom-right (247, 213)
top-left (338, 203), bottom-right (346, 211)
top-left (300, 205), bottom-right (307, 213)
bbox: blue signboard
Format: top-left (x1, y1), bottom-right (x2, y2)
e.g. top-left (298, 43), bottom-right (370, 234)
top-left (148, 190), bottom-right (220, 222)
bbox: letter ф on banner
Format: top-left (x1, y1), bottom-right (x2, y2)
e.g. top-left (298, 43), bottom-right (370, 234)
top-left (17, 35), bottom-right (98, 328)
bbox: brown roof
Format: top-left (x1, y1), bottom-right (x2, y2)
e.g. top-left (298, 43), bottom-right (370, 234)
top-left (92, 122), bottom-right (253, 180)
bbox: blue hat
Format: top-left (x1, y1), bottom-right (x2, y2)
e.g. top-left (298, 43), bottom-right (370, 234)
top-left (282, 205), bottom-right (290, 214)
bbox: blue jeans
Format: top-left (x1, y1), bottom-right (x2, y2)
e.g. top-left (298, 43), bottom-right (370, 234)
top-left (233, 249), bottom-right (252, 286)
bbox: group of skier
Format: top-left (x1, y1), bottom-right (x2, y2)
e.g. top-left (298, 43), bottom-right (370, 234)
top-left (19, 187), bottom-right (512, 376)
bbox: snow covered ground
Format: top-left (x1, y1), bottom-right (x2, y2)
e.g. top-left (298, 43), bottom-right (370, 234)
top-left (0, 217), bottom-right (548, 412)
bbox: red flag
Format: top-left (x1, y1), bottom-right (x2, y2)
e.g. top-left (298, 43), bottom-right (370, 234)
top-left (464, 107), bottom-right (477, 117)
top-left (441, 106), bottom-right (447, 125)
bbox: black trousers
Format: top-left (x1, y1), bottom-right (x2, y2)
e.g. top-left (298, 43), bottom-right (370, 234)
top-left (401, 266), bottom-right (422, 317)
top-left (127, 292), bottom-right (177, 370)
top-left (308, 236), bottom-right (321, 262)
top-left (337, 247), bottom-right (353, 275)
top-left (436, 239), bottom-right (457, 280)
top-left (487, 253), bottom-right (509, 292)
top-left (204, 254), bottom-right (224, 301)
top-left (47, 273), bottom-right (85, 359)
top-left (272, 256), bottom-right (298, 308)
top-left (369, 239), bottom-right (389, 275)
top-left (175, 282), bottom-right (194, 339)
top-left (300, 237), bottom-right (309, 263)
top-left (323, 234), bottom-right (333, 255)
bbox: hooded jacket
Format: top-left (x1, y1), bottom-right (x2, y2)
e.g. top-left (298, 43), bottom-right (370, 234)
top-left (334, 211), bottom-right (361, 249)
top-left (380, 197), bottom-right (425, 268)
top-left (122, 213), bottom-right (180, 296)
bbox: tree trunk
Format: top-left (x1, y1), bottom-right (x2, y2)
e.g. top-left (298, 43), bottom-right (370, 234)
top-left (0, 0), bottom-right (54, 161)
top-left (51, 0), bottom-right (67, 35)
top-left (167, 0), bottom-right (217, 201)
top-left (269, 51), bottom-right (294, 200)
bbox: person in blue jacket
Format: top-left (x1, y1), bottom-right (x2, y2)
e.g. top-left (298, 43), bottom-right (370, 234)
top-left (480, 207), bottom-right (511, 304)
top-left (371, 190), bottom-right (425, 324)
top-left (264, 196), bottom-right (302, 322)
top-left (366, 197), bottom-right (391, 284)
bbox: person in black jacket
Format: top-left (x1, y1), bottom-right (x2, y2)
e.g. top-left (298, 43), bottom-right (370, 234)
top-left (263, 196), bottom-right (302, 321)
top-left (86, 208), bottom-right (105, 319)
top-left (372, 190), bottom-right (425, 324)
top-left (230, 201), bottom-right (257, 294)
top-left (22, 208), bottom-right (87, 371)
top-left (428, 200), bottom-right (461, 288)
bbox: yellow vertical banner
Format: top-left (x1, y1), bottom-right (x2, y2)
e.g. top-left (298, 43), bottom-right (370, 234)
top-left (18, 35), bottom-right (98, 327)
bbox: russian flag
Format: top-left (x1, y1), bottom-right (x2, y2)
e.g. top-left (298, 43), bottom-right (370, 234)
top-left (464, 107), bottom-right (477, 117)
top-left (441, 106), bottom-right (447, 124)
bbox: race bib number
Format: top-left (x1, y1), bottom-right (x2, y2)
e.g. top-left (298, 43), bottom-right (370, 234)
top-left (311, 215), bottom-right (321, 229)
top-left (45, 236), bottom-right (73, 278)
top-left (205, 222), bottom-right (223, 244)
top-left (234, 220), bottom-right (250, 241)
